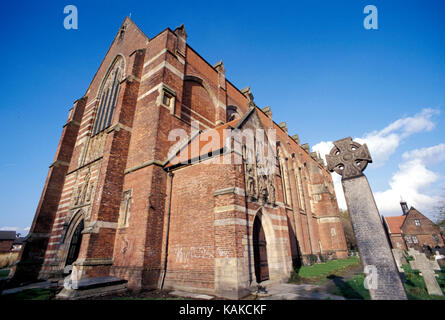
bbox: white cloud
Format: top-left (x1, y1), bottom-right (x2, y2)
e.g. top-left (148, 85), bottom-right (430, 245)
top-left (0, 226), bottom-right (20, 231)
top-left (402, 143), bottom-right (445, 165)
top-left (355, 108), bottom-right (438, 167)
top-left (0, 226), bottom-right (31, 236)
top-left (312, 108), bottom-right (441, 214)
top-left (374, 143), bottom-right (445, 216)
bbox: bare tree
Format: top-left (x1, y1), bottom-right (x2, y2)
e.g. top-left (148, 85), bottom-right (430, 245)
top-left (339, 209), bottom-right (357, 251)
top-left (434, 197), bottom-right (445, 227)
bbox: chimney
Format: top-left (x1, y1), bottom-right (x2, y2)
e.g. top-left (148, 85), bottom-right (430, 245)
top-left (400, 200), bottom-right (409, 215)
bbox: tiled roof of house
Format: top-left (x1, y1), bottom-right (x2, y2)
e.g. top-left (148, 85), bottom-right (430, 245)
top-left (384, 216), bottom-right (406, 234)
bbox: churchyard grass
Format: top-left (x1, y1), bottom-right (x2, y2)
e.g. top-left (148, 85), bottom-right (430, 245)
top-left (331, 274), bottom-right (371, 300)
top-left (402, 264), bottom-right (445, 300)
top-left (0, 288), bottom-right (57, 300)
top-left (289, 256), bottom-right (361, 285)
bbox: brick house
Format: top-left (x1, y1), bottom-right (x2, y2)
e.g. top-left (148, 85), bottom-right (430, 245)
top-left (13, 18), bottom-right (347, 298)
top-left (384, 201), bottom-right (444, 251)
top-left (0, 231), bottom-right (16, 253)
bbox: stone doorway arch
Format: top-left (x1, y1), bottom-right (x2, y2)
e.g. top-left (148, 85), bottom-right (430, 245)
top-left (57, 210), bottom-right (85, 274)
top-left (252, 208), bottom-right (292, 284)
top-left (253, 215), bottom-right (269, 283)
top-left (65, 219), bottom-right (84, 267)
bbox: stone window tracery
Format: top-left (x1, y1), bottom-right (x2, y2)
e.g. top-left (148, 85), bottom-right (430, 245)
top-left (92, 56), bottom-right (124, 136)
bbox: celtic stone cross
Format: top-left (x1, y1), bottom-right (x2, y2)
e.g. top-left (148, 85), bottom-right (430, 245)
top-left (327, 137), bottom-right (407, 300)
top-left (326, 137), bottom-right (372, 179)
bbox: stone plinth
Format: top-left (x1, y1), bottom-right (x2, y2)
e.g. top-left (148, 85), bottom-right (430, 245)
top-left (56, 276), bottom-right (127, 300)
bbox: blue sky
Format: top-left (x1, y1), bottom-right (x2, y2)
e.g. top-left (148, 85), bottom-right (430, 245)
top-left (1, 1), bottom-right (444, 235)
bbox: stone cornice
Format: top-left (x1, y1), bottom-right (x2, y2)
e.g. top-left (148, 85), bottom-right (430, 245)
top-left (124, 159), bottom-right (166, 174)
top-left (49, 160), bottom-right (70, 168)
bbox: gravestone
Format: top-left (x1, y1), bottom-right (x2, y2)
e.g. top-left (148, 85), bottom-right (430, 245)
top-left (326, 137), bottom-right (407, 300)
top-left (392, 249), bottom-right (407, 273)
top-left (435, 249), bottom-right (445, 268)
top-left (408, 248), bottom-right (443, 296)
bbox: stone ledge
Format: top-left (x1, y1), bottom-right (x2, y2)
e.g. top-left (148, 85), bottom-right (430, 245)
top-left (73, 258), bottom-right (113, 266)
top-left (63, 120), bottom-right (81, 128)
top-left (49, 160), bottom-right (70, 168)
top-left (213, 187), bottom-right (245, 197)
top-left (124, 159), bottom-right (165, 174)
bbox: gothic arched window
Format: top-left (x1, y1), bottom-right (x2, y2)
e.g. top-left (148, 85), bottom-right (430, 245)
top-left (92, 56), bottom-right (125, 135)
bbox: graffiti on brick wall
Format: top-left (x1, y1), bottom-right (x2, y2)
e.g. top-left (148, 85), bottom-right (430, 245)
top-left (216, 247), bottom-right (230, 258)
top-left (173, 245), bottom-right (214, 266)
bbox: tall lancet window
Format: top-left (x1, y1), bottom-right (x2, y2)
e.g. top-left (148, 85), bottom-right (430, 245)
top-left (92, 57), bottom-right (125, 135)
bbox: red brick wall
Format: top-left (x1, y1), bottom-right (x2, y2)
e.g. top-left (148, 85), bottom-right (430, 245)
top-left (163, 161), bottom-right (238, 290)
top-left (0, 240), bottom-right (13, 253)
top-left (389, 234), bottom-right (407, 250)
top-left (182, 80), bottom-right (215, 127)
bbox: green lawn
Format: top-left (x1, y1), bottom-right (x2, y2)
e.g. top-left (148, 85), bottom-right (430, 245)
top-left (289, 256), bottom-right (361, 284)
top-left (1, 288), bottom-right (57, 300)
top-left (0, 269), bottom-right (10, 279)
top-left (331, 274), bottom-right (371, 300)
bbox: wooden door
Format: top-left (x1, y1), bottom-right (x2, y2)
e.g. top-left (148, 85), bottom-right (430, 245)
top-left (253, 216), bottom-right (269, 282)
top-left (66, 220), bottom-right (84, 266)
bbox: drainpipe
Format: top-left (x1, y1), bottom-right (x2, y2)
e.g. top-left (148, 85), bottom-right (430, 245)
top-left (159, 171), bottom-right (174, 290)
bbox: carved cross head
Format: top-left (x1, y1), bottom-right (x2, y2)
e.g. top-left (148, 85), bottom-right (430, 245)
top-left (326, 137), bottom-right (372, 179)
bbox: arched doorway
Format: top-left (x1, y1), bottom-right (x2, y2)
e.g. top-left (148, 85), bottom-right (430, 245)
top-left (65, 219), bottom-right (84, 267)
top-left (253, 216), bottom-right (269, 283)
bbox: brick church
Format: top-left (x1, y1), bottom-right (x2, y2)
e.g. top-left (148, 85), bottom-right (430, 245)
top-left (13, 18), bottom-right (348, 298)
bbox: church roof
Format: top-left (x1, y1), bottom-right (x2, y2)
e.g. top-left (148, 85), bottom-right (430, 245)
top-left (384, 215), bottom-right (406, 234)
top-left (165, 118), bottom-right (240, 168)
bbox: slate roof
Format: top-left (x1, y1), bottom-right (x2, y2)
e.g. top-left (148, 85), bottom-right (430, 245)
top-left (165, 118), bottom-right (240, 168)
top-left (0, 231), bottom-right (16, 240)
